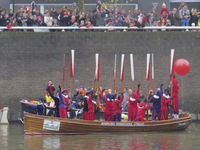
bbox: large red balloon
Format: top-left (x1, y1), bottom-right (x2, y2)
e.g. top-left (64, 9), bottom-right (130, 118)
top-left (174, 59), bottom-right (190, 76)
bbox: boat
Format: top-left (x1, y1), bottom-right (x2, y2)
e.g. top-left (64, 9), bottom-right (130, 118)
top-left (24, 112), bottom-right (191, 135)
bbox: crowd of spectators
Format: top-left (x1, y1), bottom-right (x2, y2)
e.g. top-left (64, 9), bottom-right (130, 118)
top-left (0, 1), bottom-right (200, 32)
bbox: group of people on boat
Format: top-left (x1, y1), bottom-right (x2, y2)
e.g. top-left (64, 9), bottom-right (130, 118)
top-left (39, 75), bottom-right (179, 122)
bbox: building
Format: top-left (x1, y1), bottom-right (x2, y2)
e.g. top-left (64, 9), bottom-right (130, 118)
top-left (0, 0), bottom-right (199, 15)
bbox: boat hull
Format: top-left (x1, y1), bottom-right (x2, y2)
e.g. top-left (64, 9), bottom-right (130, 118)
top-left (24, 113), bottom-right (191, 135)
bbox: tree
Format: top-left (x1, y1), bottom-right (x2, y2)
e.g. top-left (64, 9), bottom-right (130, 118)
top-left (78, 0), bottom-right (84, 12)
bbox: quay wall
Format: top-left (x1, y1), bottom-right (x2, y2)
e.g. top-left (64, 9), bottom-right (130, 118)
top-left (0, 32), bottom-right (200, 121)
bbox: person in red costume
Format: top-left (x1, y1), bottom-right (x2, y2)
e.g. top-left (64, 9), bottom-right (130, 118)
top-left (160, 3), bottom-right (169, 18)
top-left (128, 84), bottom-right (140, 121)
top-left (135, 102), bottom-right (152, 121)
top-left (87, 91), bottom-right (94, 120)
top-left (112, 93), bottom-right (124, 121)
top-left (160, 89), bottom-right (173, 120)
top-left (46, 80), bottom-right (55, 95)
top-left (172, 75), bottom-right (180, 119)
top-left (101, 89), bottom-right (113, 121)
top-left (58, 86), bottom-right (68, 118)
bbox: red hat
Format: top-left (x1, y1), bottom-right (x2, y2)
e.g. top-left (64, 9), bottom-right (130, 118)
top-left (62, 89), bottom-right (68, 93)
top-left (132, 93), bottom-right (137, 99)
top-left (131, 20), bottom-right (135, 24)
top-left (139, 102), bottom-right (146, 107)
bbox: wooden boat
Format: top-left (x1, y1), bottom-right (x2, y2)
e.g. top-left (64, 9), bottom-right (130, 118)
top-left (24, 112), bottom-right (191, 135)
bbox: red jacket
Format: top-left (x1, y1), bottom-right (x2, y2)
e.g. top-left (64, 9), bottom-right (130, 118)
top-left (136, 103), bottom-right (152, 120)
top-left (87, 94), bottom-right (94, 113)
top-left (101, 92), bottom-right (113, 115)
top-left (173, 78), bottom-right (179, 97)
top-left (160, 95), bottom-right (171, 111)
top-left (63, 95), bottom-right (68, 109)
top-left (112, 95), bottom-right (124, 114)
top-left (160, 8), bottom-right (169, 16)
top-left (128, 88), bottom-right (140, 111)
top-left (7, 24), bottom-right (13, 32)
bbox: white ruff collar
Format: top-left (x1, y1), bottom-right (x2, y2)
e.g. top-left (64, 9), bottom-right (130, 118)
top-left (62, 95), bottom-right (69, 98)
top-left (153, 95), bottom-right (159, 99)
top-left (84, 95), bottom-right (89, 99)
top-left (130, 97), bottom-right (136, 101)
top-left (163, 94), bottom-right (169, 99)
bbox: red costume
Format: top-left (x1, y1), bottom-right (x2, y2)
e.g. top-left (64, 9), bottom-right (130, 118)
top-left (112, 95), bottom-right (124, 121)
top-left (101, 92), bottom-right (113, 121)
top-left (172, 78), bottom-right (179, 113)
top-left (160, 94), bottom-right (171, 120)
top-left (135, 102), bottom-right (152, 121)
top-left (160, 8), bottom-right (169, 17)
top-left (87, 94), bottom-right (94, 120)
top-left (128, 88), bottom-right (140, 121)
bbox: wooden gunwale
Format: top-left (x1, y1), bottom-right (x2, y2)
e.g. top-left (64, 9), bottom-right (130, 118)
top-left (24, 113), bottom-right (191, 127)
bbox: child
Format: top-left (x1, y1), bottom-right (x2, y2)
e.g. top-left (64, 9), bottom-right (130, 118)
top-left (72, 2), bottom-right (78, 11)
top-left (71, 22), bottom-right (79, 32)
top-left (3, 14), bottom-right (10, 26)
top-left (135, 102), bottom-right (152, 121)
top-left (79, 20), bottom-right (85, 32)
top-left (69, 15), bottom-right (76, 26)
top-left (182, 11), bottom-right (190, 26)
top-left (172, 76), bottom-right (180, 119)
top-left (160, 3), bottom-right (169, 18)
top-left (112, 93), bottom-right (124, 121)
top-left (21, 13), bottom-right (28, 31)
top-left (101, 89), bottom-right (113, 121)
top-left (129, 20), bottom-right (135, 32)
top-left (32, 15), bottom-right (38, 26)
top-left (128, 84), bottom-right (140, 121)
top-left (148, 13), bottom-right (155, 26)
top-left (160, 89), bottom-right (173, 120)
top-left (85, 21), bottom-right (94, 32)
top-left (149, 84), bottom-right (163, 120)
top-left (7, 21), bottom-right (13, 32)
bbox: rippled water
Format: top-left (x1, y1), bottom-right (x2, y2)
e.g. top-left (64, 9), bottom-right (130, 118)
top-left (0, 122), bottom-right (200, 150)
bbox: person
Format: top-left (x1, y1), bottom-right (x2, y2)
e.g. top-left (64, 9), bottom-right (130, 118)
top-left (47, 87), bottom-right (60, 117)
top-left (82, 92), bottom-right (90, 120)
top-left (149, 84), bottom-right (164, 120)
top-left (137, 20), bottom-right (145, 32)
top-left (79, 20), bottom-right (85, 32)
top-left (160, 3), bottom-right (169, 18)
top-left (21, 13), bottom-right (28, 31)
top-left (128, 84), bottom-right (140, 121)
top-left (197, 18), bottom-right (200, 32)
top-left (85, 21), bottom-right (94, 32)
top-left (182, 11), bottom-right (190, 26)
top-left (50, 8), bottom-right (59, 21)
top-left (190, 8), bottom-right (198, 26)
top-left (7, 21), bottom-right (13, 32)
top-left (179, 4), bottom-right (190, 25)
top-left (135, 102), bottom-right (152, 121)
top-left (60, 10), bottom-right (71, 27)
top-left (168, 8), bottom-right (180, 26)
top-left (112, 93), bottom-right (124, 121)
top-left (87, 91), bottom-right (95, 120)
top-left (172, 75), bottom-right (179, 119)
top-left (178, 1), bottom-right (185, 12)
top-left (101, 89), bottom-right (113, 121)
top-left (45, 92), bottom-right (52, 106)
top-left (71, 22), bottom-right (79, 32)
top-left (138, 91), bottom-right (146, 103)
top-left (44, 12), bottom-right (53, 27)
top-left (46, 80), bottom-right (55, 95)
top-left (58, 86), bottom-right (69, 118)
top-left (160, 89), bottom-right (173, 120)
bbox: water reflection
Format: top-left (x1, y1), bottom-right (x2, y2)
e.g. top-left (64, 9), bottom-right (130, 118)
top-left (0, 123), bottom-right (200, 150)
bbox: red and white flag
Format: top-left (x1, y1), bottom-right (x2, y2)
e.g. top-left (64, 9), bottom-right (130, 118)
top-left (170, 49), bottom-right (175, 77)
top-left (146, 54), bottom-right (151, 81)
top-left (95, 53), bottom-right (100, 81)
top-left (130, 54), bottom-right (134, 81)
top-left (114, 54), bottom-right (117, 82)
top-left (70, 50), bottom-right (75, 78)
top-left (152, 53), bottom-right (154, 79)
top-left (120, 54), bottom-right (125, 81)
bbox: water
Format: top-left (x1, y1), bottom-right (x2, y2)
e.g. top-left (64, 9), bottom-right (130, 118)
top-left (0, 123), bottom-right (200, 150)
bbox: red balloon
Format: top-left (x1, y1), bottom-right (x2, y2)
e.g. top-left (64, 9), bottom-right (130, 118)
top-left (174, 59), bottom-right (190, 76)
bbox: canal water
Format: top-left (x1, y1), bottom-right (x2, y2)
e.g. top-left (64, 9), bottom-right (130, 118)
top-left (0, 122), bottom-right (200, 150)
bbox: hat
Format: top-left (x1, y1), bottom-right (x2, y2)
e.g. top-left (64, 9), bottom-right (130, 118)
top-left (73, 2), bottom-right (77, 6)
top-left (37, 16), bottom-right (41, 19)
top-left (62, 89), bottom-right (68, 93)
top-left (181, 1), bottom-right (185, 4)
top-left (139, 102), bottom-right (146, 107)
top-left (130, 20), bottom-right (135, 24)
top-left (78, 86), bottom-right (84, 89)
top-left (132, 93), bottom-right (137, 99)
top-left (97, 1), bottom-right (101, 4)
top-left (162, 2), bottom-right (166, 6)
top-left (108, 94), bottom-right (114, 99)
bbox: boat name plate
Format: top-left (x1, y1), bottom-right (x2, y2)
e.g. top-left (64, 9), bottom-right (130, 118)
top-left (177, 121), bottom-right (187, 129)
top-left (43, 119), bottom-right (60, 131)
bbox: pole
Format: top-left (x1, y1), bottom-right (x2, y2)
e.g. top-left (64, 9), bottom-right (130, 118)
top-left (97, 81), bottom-right (100, 107)
top-left (152, 53), bottom-right (154, 94)
top-left (113, 80), bottom-right (115, 94)
top-left (152, 79), bottom-right (154, 94)
top-left (93, 78), bottom-right (96, 91)
top-left (132, 81), bottom-right (135, 92)
top-left (113, 54), bottom-right (117, 93)
top-left (62, 54), bottom-right (65, 89)
top-left (146, 54), bottom-right (151, 121)
top-left (130, 54), bottom-right (135, 92)
top-left (121, 80), bottom-right (123, 93)
top-left (70, 78), bottom-right (72, 109)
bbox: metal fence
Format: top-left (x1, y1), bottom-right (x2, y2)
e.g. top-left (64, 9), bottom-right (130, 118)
top-left (0, 26), bottom-right (200, 30)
